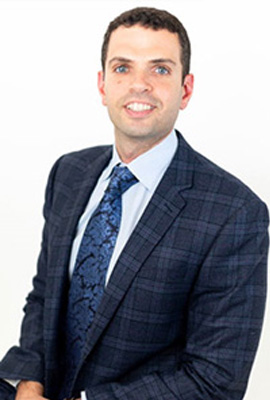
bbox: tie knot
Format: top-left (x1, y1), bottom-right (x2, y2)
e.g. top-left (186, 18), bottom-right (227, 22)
top-left (106, 165), bottom-right (138, 198)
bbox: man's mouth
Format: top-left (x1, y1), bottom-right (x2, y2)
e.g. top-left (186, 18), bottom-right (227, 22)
top-left (125, 102), bottom-right (155, 113)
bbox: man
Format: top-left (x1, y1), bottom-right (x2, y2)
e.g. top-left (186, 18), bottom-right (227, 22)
top-left (0, 6), bottom-right (268, 400)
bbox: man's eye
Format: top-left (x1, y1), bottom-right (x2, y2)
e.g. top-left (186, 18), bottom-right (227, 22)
top-left (115, 65), bottom-right (128, 73)
top-left (155, 66), bottom-right (169, 75)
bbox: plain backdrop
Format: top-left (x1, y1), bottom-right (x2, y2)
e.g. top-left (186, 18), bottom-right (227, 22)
top-left (0, 0), bottom-right (269, 398)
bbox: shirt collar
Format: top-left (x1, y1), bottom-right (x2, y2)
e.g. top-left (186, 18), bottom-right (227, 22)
top-left (101, 130), bottom-right (178, 191)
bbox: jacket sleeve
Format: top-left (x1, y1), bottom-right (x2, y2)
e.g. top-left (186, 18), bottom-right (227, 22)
top-left (0, 158), bottom-right (62, 385)
top-left (85, 198), bottom-right (269, 400)
top-left (0, 379), bottom-right (16, 400)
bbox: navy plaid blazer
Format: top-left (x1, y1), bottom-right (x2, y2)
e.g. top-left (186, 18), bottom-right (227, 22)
top-left (0, 132), bottom-right (269, 399)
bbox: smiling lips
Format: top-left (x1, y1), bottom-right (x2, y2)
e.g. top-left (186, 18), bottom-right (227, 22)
top-left (125, 102), bottom-right (156, 115)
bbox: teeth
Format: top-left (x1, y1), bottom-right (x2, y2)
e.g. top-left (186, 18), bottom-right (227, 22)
top-left (127, 102), bottom-right (153, 112)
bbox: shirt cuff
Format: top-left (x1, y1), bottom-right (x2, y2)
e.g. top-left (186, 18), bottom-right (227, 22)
top-left (4, 379), bottom-right (20, 388)
top-left (81, 390), bottom-right (87, 400)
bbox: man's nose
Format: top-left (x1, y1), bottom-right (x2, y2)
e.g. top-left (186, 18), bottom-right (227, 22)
top-left (129, 70), bottom-right (152, 93)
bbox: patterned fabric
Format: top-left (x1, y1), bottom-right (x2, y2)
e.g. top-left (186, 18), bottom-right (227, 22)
top-left (0, 133), bottom-right (268, 400)
top-left (60, 165), bottom-right (138, 398)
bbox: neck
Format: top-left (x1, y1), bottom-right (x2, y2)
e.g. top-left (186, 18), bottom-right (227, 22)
top-left (115, 133), bottom-right (171, 164)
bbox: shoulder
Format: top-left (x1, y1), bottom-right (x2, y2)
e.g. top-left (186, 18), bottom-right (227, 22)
top-left (43, 145), bottom-right (112, 211)
top-left (177, 132), bottom-right (269, 218)
top-left (48, 145), bottom-right (112, 181)
top-left (57, 145), bottom-right (112, 171)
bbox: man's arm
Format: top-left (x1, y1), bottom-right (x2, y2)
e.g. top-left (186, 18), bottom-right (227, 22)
top-left (84, 198), bottom-right (269, 400)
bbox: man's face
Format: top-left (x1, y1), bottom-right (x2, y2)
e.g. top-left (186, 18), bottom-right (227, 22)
top-left (98, 25), bottom-right (193, 149)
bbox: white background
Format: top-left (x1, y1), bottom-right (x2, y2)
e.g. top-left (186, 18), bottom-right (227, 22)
top-left (0, 0), bottom-right (269, 398)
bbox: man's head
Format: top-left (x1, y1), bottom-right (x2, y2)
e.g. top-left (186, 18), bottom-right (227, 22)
top-left (101, 7), bottom-right (191, 81)
top-left (98, 7), bottom-right (194, 161)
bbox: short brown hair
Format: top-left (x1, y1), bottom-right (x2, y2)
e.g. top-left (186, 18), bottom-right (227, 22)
top-left (101, 7), bottom-right (191, 80)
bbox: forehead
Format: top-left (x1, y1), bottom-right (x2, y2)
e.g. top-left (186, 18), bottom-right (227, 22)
top-left (106, 25), bottom-right (181, 64)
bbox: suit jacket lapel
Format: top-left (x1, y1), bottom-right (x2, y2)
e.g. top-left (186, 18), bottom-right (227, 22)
top-left (80, 132), bottom-right (195, 362)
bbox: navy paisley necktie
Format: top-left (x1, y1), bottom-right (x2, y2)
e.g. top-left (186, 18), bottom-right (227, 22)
top-left (60, 165), bottom-right (138, 398)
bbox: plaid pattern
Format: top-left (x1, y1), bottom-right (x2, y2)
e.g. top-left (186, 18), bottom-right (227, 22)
top-left (0, 132), bottom-right (268, 400)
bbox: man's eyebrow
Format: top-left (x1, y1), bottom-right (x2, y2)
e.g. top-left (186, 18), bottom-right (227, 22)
top-left (149, 58), bottom-right (177, 66)
top-left (108, 57), bottom-right (132, 65)
top-left (108, 57), bottom-right (177, 66)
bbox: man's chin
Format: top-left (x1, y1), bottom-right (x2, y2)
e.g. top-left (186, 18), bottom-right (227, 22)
top-left (118, 127), bottom-right (164, 142)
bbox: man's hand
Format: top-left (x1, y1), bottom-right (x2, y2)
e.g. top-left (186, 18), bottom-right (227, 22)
top-left (15, 380), bottom-right (49, 399)
top-left (15, 380), bottom-right (81, 400)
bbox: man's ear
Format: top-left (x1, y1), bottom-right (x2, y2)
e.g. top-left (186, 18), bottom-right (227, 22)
top-left (180, 74), bottom-right (194, 110)
top-left (97, 71), bottom-right (107, 106)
